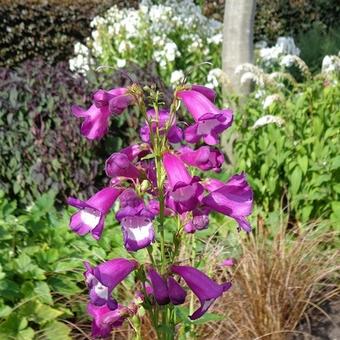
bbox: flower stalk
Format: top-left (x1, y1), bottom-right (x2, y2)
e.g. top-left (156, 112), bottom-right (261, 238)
top-left (68, 79), bottom-right (253, 339)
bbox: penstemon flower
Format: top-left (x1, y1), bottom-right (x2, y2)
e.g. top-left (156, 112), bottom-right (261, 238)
top-left (68, 79), bottom-right (253, 339)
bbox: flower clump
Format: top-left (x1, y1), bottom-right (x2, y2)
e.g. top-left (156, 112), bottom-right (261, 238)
top-left (68, 80), bottom-right (253, 338)
top-left (69, 0), bottom-right (222, 85)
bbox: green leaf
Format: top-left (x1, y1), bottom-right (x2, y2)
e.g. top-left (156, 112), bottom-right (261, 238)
top-left (48, 277), bottom-right (81, 295)
top-left (14, 254), bottom-right (31, 272)
top-left (17, 327), bottom-right (35, 340)
top-left (55, 259), bottom-right (83, 273)
top-left (290, 167), bottom-right (302, 195)
top-left (191, 312), bottom-right (224, 325)
top-left (297, 155), bottom-right (308, 174)
top-left (330, 156), bottom-right (340, 170)
top-left (0, 304), bottom-right (12, 318)
top-left (34, 302), bottom-right (63, 323)
top-left (43, 321), bottom-right (71, 340)
top-left (34, 282), bottom-right (53, 305)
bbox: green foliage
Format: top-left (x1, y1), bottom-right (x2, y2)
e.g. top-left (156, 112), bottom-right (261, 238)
top-left (0, 190), bottom-right (139, 338)
top-left (298, 24), bottom-right (340, 73)
top-left (70, 0), bottom-right (222, 85)
top-left (0, 0), bottom-right (138, 67)
top-left (230, 78), bottom-right (340, 226)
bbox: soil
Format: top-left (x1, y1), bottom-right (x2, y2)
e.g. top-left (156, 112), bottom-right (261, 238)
top-left (293, 298), bottom-right (340, 340)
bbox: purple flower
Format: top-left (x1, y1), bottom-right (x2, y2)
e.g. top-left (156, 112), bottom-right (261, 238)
top-left (93, 88), bottom-right (127, 108)
top-left (105, 152), bottom-right (140, 179)
top-left (67, 187), bottom-right (122, 240)
top-left (148, 267), bottom-right (170, 305)
top-left (222, 258), bottom-right (235, 267)
top-left (202, 173), bottom-right (253, 232)
top-left (163, 152), bottom-right (203, 214)
top-left (177, 89), bottom-right (233, 145)
top-left (184, 207), bottom-right (210, 233)
top-left (87, 303), bottom-right (129, 338)
top-left (179, 146), bottom-right (224, 172)
top-left (119, 144), bottom-right (150, 161)
top-left (109, 93), bottom-right (134, 115)
top-left (84, 258), bottom-right (138, 309)
top-left (116, 190), bottom-right (155, 252)
top-left (140, 109), bottom-right (183, 144)
top-left (167, 277), bottom-right (187, 305)
top-left (191, 84), bottom-right (216, 102)
top-left (72, 87), bottom-right (128, 140)
top-left (147, 268), bottom-right (187, 306)
top-left (171, 265), bottom-right (231, 320)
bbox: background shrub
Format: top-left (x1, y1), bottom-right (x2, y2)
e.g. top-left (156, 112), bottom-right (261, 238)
top-left (229, 78), bottom-right (340, 225)
top-left (202, 0), bottom-right (340, 43)
top-left (0, 0), bottom-right (138, 67)
top-left (298, 24), bottom-right (340, 73)
top-left (0, 59), bottom-right (171, 204)
top-left (0, 59), bottom-right (102, 204)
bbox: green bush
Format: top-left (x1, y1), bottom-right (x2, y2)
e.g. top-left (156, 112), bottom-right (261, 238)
top-left (201, 0), bottom-right (340, 43)
top-left (0, 191), bottom-right (145, 339)
top-left (0, 0), bottom-right (138, 67)
top-left (228, 77), bottom-right (340, 226)
top-left (69, 0), bottom-right (222, 86)
top-left (298, 24), bottom-right (340, 73)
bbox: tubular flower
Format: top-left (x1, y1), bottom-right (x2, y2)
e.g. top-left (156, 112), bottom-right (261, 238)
top-left (116, 190), bottom-right (155, 252)
top-left (84, 258), bottom-right (138, 309)
top-left (171, 265), bottom-right (231, 320)
top-left (179, 146), bottom-right (224, 172)
top-left (148, 267), bottom-right (170, 305)
top-left (167, 277), bottom-right (187, 305)
top-left (105, 152), bottom-right (140, 179)
top-left (119, 143), bottom-right (150, 161)
top-left (202, 173), bottom-right (253, 232)
top-left (191, 84), bottom-right (216, 102)
top-left (177, 89), bottom-right (233, 145)
top-left (67, 187), bottom-right (122, 240)
top-left (147, 268), bottom-right (187, 306)
top-left (140, 109), bottom-right (183, 144)
top-left (184, 207), bottom-right (210, 234)
top-left (163, 152), bottom-right (203, 214)
top-left (72, 87), bottom-right (128, 140)
top-left (109, 93), bottom-right (134, 115)
top-left (87, 303), bottom-right (131, 338)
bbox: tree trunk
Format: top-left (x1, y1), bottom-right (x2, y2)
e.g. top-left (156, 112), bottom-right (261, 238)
top-left (222, 0), bottom-right (256, 98)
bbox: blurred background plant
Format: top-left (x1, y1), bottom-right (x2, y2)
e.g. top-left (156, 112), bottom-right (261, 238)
top-left (0, 59), bottom-right (103, 205)
top-left (69, 0), bottom-right (222, 85)
top-left (225, 54), bottom-right (340, 228)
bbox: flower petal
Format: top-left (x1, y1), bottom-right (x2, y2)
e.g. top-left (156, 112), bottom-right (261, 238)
top-left (148, 267), bottom-right (170, 305)
top-left (163, 152), bottom-right (192, 188)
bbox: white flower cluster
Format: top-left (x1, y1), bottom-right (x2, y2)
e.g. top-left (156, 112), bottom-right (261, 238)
top-left (262, 94), bottom-right (282, 109)
top-left (321, 55), bottom-right (340, 75)
top-left (69, 0), bottom-right (222, 82)
top-left (206, 68), bottom-right (223, 88)
top-left (252, 115), bottom-right (285, 129)
top-left (258, 37), bottom-right (300, 69)
top-left (170, 70), bottom-right (185, 85)
top-left (69, 43), bottom-right (92, 75)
